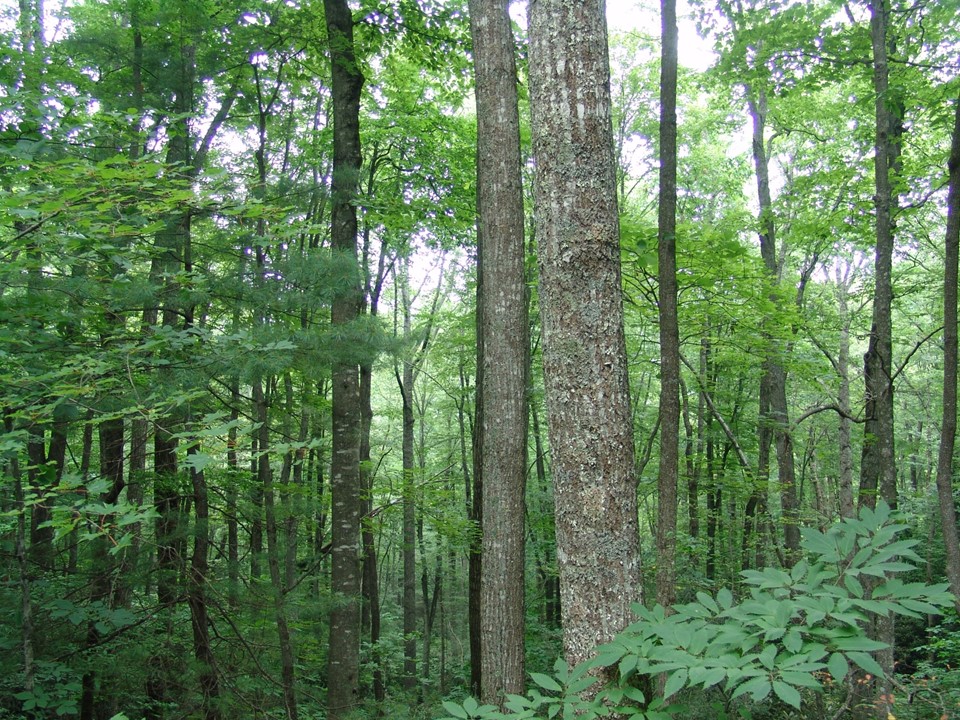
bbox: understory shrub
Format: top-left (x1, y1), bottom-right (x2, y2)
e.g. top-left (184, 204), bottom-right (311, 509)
top-left (440, 502), bottom-right (955, 720)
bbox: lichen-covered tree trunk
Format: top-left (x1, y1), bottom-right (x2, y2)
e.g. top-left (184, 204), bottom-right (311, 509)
top-left (528, 0), bottom-right (641, 670)
top-left (324, 0), bottom-right (364, 712)
top-left (469, 0), bottom-right (529, 704)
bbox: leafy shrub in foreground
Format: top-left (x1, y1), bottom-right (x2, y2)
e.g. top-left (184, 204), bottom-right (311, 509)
top-left (440, 502), bottom-right (954, 720)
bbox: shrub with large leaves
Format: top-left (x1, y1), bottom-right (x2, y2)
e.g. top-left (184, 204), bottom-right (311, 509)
top-left (439, 502), bottom-right (954, 719)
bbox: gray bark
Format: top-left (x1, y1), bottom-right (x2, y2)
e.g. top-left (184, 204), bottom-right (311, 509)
top-left (528, 0), bottom-right (642, 669)
top-left (470, 0), bottom-right (529, 704)
top-left (324, 0), bottom-right (365, 712)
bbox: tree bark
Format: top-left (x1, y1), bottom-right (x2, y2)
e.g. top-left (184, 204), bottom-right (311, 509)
top-left (935, 97), bottom-right (960, 608)
top-left (745, 85), bottom-right (800, 566)
top-left (470, 0), bottom-right (529, 704)
top-left (835, 262), bottom-right (856, 519)
top-left (324, 0), bottom-right (365, 712)
top-left (528, 0), bottom-right (642, 670)
top-left (656, 0), bottom-right (680, 610)
top-left (856, 2), bottom-right (902, 715)
top-left (399, 301), bottom-right (418, 693)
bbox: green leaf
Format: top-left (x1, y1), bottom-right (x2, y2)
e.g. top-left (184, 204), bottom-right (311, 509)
top-left (783, 627), bottom-right (803, 654)
top-left (832, 635), bottom-right (887, 652)
top-left (717, 587), bottom-right (734, 610)
top-left (699, 667), bottom-right (727, 688)
top-left (772, 680), bottom-right (802, 709)
top-left (732, 676), bottom-right (771, 702)
top-left (463, 696), bottom-right (479, 715)
top-left (827, 653), bottom-right (848, 682)
top-left (531, 672), bottom-right (563, 693)
top-left (566, 675), bottom-right (597, 695)
top-left (505, 694), bottom-right (533, 713)
top-left (777, 671), bottom-right (822, 688)
top-left (759, 645), bottom-right (777, 670)
top-left (847, 651), bottom-right (885, 678)
top-left (441, 701), bottom-right (469, 719)
top-left (663, 669), bottom-right (687, 698)
top-left (843, 574), bottom-right (864, 598)
top-left (697, 591), bottom-right (719, 614)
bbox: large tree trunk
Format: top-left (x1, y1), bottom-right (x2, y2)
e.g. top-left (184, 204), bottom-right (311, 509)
top-left (469, 0), bottom-right (529, 705)
top-left (935, 98), bottom-right (960, 608)
top-left (656, 0), bottom-right (680, 611)
top-left (528, 0), bottom-right (642, 670)
top-left (323, 0), bottom-right (365, 713)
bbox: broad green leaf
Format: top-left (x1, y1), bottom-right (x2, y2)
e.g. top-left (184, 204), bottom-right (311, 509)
top-left (505, 694), bottom-right (533, 713)
top-left (663, 669), bottom-right (687, 698)
top-left (531, 673), bottom-right (562, 693)
top-left (697, 591), bottom-right (719, 614)
top-left (717, 587), bottom-right (734, 610)
top-left (847, 651), bottom-right (885, 678)
top-left (732, 676), bottom-right (771, 702)
top-left (843, 574), bottom-right (864, 598)
top-left (441, 701), bottom-right (469, 719)
top-left (832, 635), bottom-right (887, 652)
top-left (827, 653), bottom-right (848, 682)
top-left (566, 675), bottom-right (597, 695)
top-left (778, 671), bottom-right (822, 688)
top-left (759, 644), bottom-right (777, 669)
top-left (698, 667), bottom-right (727, 689)
top-left (772, 680), bottom-right (802, 709)
top-left (783, 627), bottom-right (803, 654)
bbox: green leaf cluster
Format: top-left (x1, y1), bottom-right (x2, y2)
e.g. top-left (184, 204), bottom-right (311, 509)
top-left (438, 502), bottom-right (953, 719)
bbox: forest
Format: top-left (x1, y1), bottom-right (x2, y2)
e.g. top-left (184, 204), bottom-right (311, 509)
top-left (2, 0), bottom-right (960, 718)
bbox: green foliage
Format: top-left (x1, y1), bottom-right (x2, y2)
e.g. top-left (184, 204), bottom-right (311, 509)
top-left (438, 503), bottom-right (953, 720)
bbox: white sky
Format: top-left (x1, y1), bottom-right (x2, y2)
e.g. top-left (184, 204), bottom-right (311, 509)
top-left (606, 0), bottom-right (717, 71)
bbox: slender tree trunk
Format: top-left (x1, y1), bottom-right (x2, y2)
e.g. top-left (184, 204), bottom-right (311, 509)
top-left (470, 0), bottom-right (529, 703)
top-left (186, 441), bottom-right (223, 720)
top-left (528, 0), bottom-right (642, 670)
top-left (835, 264), bottom-right (856, 519)
top-left (256, 378), bottom-right (299, 720)
top-left (324, 0), bottom-right (365, 712)
top-left (460, 356), bottom-right (483, 697)
top-left (7, 412), bottom-right (34, 703)
top-left (226, 377), bottom-right (241, 606)
top-left (656, 0), bottom-right (680, 611)
top-left (935, 97), bottom-right (960, 607)
top-left (400, 336), bottom-right (418, 693)
top-left (746, 85), bottom-right (800, 566)
top-left (856, 3), bottom-right (902, 715)
top-left (360, 314), bottom-right (386, 704)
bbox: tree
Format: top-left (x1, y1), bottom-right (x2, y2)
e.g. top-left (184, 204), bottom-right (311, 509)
top-left (934, 97), bottom-right (960, 608)
top-left (324, 0), bottom-right (365, 713)
top-left (469, 0), bottom-right (529, 704)
top-left (527, 0), bottom-right (641, 671)
top-left (655, 0), bottom-right (680, 611)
